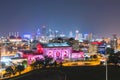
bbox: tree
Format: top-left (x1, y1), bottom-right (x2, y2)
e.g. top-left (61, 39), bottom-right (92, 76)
top-left (38, 59), bottom-right (44, 68)
top-left (93, 55), bottom-right (98, 59)
top-left (53, 60), bottom-right (57, 67)
top-left (67, 38), bottom-right (75, 46)
top-left (57, 37), bottom-right (63, 43)
top-left (16, 65), bottom-right (25, 75)
top-left (43, 56), bottom-right (53, 68)
top-left (22, 60), bottom-right (27, 68)
top-left (30, 62), bottom-right (36, 70)
top-left (108, 51), bottom-right (120, 65)
top-left (105, 47), bottom-right (114, 55)
top-left (72, 40), bottom-right (80, 51)
top-left (5, 66), bottom-right (15, 76)
top-left (35, 59), bottom-right (44, 69)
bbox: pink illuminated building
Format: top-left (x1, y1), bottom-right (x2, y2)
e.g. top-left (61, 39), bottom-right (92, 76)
top-left (15, 42), bottom-right (84, 64)
top-left (71, 51), bottom-right (84, 60)
top-left (43, 42), bottom-right (84, 61)
top-left (43, 47), bottom-right (72, 61)
top-left (15, 50), bottom-right (44, 64)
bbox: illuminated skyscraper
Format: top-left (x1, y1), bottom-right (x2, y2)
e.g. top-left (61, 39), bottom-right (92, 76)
top-left (9, 32), bottom-right (11, 36)
top-left (37, 28), bottom-right (41, 36)
top-left (69, 31), bottom-right (73, 38)
top-left (55, 30), bottom-right (58, 37)
top-left (8, 32), bottom-right (20, 38)
top-left (112, 34), bottom-right (117, 50)
top-left (78, 33), bottom-right (83, 41)
top-left (36, 28), bottom-right (41, 40)
top-left (88, 33), bottom-right (93, 41)
top-left (41, 25), bottom-right (46, 36)
top-left (15, 32), bottom-right (19, 37)
top-left (49, 29), bottom-right (52, 36)
top-left (84, 34), bottom-right (88, 40)
top-left (12, 32), bottom-right (14, 36)
top-left (75, 30), bottom-right (79, 40)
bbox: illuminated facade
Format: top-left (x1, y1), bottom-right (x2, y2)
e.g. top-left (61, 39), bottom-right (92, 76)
top-left (41, 25), bottom-right (46, 36)
top-left (43, 47), bottom-right (72, 60)
top-left (15, 42), bottom-right (85, 64)
top-left (43, 43), bottom-right (85, 60)
top-left (75, 30), bottom-right (79, 40)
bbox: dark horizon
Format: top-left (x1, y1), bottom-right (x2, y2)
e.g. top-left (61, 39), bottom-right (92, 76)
top-left (0, 0), bottom-right (120, 37)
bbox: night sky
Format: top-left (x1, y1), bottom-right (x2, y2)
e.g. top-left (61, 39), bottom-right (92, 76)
top-left (0, 0), bottom-right (120, 37)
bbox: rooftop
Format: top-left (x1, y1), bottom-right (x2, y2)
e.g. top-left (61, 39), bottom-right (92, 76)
top-left (45, 42), bottom-right (70, 47)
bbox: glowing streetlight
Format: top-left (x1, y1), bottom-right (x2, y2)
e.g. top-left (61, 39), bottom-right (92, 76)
top-left (105, 55), bottom-right (108, 80)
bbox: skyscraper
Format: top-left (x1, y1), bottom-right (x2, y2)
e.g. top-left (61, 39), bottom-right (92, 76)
top-left (41, 25), bottom-right (46, 36)
top-left (37, 28), bottom-right (41, 36)
top-left (112, 34), bottom-right (117, 50)
top-left (75, 30), bottom-right (79, 40)
top-left (69, 31), bottom-right (73, 38)
top-left (36, 28), bottom-right (41, 40)
top-left (84, 34), bottom-right (88, 40)
top-left (88, 33), bottom-right (93, 42)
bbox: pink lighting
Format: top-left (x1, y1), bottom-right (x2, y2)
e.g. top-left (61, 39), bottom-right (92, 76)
top-left (36, 43), bottom-right (43, 54)
top-left (63, 50), bottom-right (68, 56)
top-left (71, 52), bottom-right (84, 60)
top-left (16, 43), bottom-right (85, 65)
top-left (44, 47), bottom-right (72, 61)
top-left (62, 50), bottom-right (69, 59)
top-left (56, 51), bottom-right (61, 57)
top-left (28, 55), bottom-right (44, 64)
top-left (47, 50), bottom-right (54, 57)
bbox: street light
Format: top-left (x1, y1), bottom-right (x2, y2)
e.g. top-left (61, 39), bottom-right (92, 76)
top-left (105, 55), bottom-right (108, 80)
top-left (106, 59), bottom-right (108, 80)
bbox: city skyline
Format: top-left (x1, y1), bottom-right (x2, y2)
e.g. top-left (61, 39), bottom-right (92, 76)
top-left (0, 0), bottom-right (120, 37)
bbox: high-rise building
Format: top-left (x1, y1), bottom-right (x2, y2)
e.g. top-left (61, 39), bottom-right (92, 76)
top-left (16, 32), bottom-right (19, 37)
top-left (8, 32), bottom-right (20, 38)
top-left (55, 30), bottom-right (58, 37)
top-left (84, 34), bottom-right (88, 40)
top-left (88, 33), bottom-right (93, 41)
top-left (112, 34), bottom-right (117, 50)
top-left (41, 25), bottom-right (46, 36)
top-left (9, 32), bottom-right (11, 36)
top-left (49, 29), bottom-right (52, 36)
top-left (37, 28), bottom-right (41, 36)
top-left (75, 30), bottom-right (79, 40)
top-left (69, 31), bottom-right (73, 38)
top-left (36, 28), bottom-right (41, 40)
top-left (78, 33), bottom-right (83, 41)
